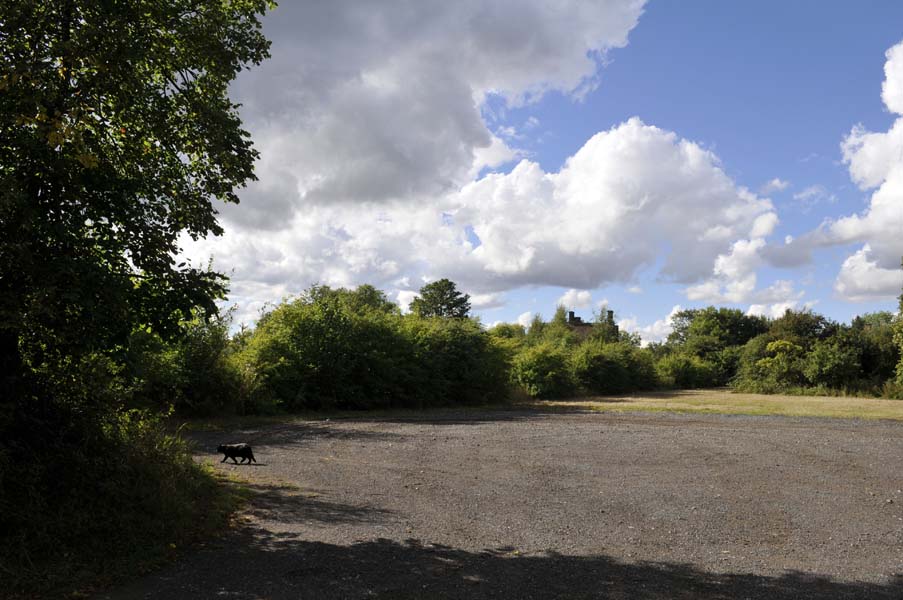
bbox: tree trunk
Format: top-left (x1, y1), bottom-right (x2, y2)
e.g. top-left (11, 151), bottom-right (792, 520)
top-left (0, 326), bottom-right (23, 405)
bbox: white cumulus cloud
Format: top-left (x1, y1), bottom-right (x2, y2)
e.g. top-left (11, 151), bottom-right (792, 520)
top-left (179, 2), bottom-right (808, 323)
top-left (186, 117), bottom-right (780, 321)
top-left (219, 0), bottom-right (647, 228)
top-left (759, 178), bottom-right (790, 194)
top-left (557, 289), bottom-right (593, 309)
top-left (470, 293), bottom-right (507, 310)
top-left (517, 311), bottom-right (535, 329)
top-left (832, 40), bottom-right (903, 300)
top-left (883, 40), bottom-right (903, 115)
top-left (762, 39), bottom-right (903, 302)
top-left (834, 245), bottom-right (902, 302)
top-left (619, 305), bottom-right (683, 345)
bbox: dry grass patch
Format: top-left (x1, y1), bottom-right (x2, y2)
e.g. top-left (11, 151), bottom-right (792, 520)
top-left (536, 388), bottom-right (903, 420)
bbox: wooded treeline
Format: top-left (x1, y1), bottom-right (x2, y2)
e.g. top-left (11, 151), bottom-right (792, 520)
top-left (115, 280), bottom-right (903, 418)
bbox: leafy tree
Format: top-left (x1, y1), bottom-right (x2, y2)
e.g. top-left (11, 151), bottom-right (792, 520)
top-left (240, 289), bottom-right (507, 411)
top-left (552, 304), bottom-right (569, 325)
top-left (803, 335), bottom-right (861, 390)
top-left (756, 340), bottom-right (806, 389)
top-left (488, 323), bottom-right (526, 339)
top-left (896, 265), bottom-right (903, 384)
top-left (663, 308), bottom-right (767, 383)
top-left (1, 0), bottom-right (272, 402)
top-left (525, 313), bottom-right (546, 341)
top-left (345, 284), bottom-right (400, 315)
top-left (304, 284), bottom-right (399, 316)
top-left (127, 311), bottom-right (241, 415)
top-left (409, 278), bottom-right (471, 318)
top-left (655, 353), bottom-right (717, 389)
top-left (0, 1), bottom-right (272, 585)
top-left (533, 304), bottom-right (581, 348)
top-left (768, 309), bottom-right (836, 349)
top-left (402, 315), bottom-right (508, 406)
top-left (571, 341), bottom-right (657, 394)
top-left (511, 343), bottom-right (574, 399)
top-left (850, 312), bottom-right (899, 382)
top-left (667, 307), bottom-right (768, 354)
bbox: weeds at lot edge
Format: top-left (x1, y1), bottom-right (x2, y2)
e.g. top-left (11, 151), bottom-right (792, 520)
top-left (3, 437), bottom-right (252, 600)
top-left (541, 389), bottom-right (903, 421)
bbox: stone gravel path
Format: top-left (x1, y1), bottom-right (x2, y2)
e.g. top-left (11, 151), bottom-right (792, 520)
top-left (102, 410), bottom-right (903, 599)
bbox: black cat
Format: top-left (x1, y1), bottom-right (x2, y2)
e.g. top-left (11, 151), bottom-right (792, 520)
top-left (217, 443), bottom-right (257, 464)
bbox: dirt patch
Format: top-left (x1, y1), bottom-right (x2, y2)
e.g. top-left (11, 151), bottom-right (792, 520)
top-left (102, 410), bottom-right (903, 599)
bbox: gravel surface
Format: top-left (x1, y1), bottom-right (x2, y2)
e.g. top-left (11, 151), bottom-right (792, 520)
top-left (102, 410), bottom-right (903, 599)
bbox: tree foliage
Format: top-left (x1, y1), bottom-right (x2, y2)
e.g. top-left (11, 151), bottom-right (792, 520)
top-left (767, 309), bottom-right (836, 349)
top-left (239, 285), bottom-right (506, 411)
top-left (803, 335), bottom-right (862, 390)
top-left (571, 341), bottom-right (656, 394)
top-left (655, 352), bottom-right (717, 389)
top-left (1, 0), bottom-right (272, 402)
top-left (510, 343), bottom-right (574, 399)
top-left (0, 2), bottom-right (273, 591)
top-left (409, 278), bottom-right (471, 319)
top-left (667, 307), bottom-right (768, 355)
top-left (896, 267), bottom-right (903, 384)
top-left (126, 311), bottom-right (242, 415)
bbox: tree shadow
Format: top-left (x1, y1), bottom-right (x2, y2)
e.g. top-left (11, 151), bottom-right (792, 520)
top-left (106, 528), bottom-right (903, 599)
top-left (240, 482), bottom-right (397, 526)
top-left (185, 420), bottom-right (409, 456)
top-left (362, 405), bottom-right (603, 426)
top-left (102, 481), bottom-right (903, 599)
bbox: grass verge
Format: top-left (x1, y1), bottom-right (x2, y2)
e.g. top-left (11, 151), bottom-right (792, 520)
top-left (535, 388), bottom-right (903, 420)
top-left (2, 425), bottom-right (252, 600)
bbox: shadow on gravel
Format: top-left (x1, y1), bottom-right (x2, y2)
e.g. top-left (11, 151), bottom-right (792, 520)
top-left (368, 406), bottom-right (599, 426)
top-left (185, 421), bottom-right (409, 454)
top-left (107, 529), bottom-right (903, 600)
top-left (242, 482), bottom-right (396, 526)
top-left (186, 408), bottom-right (603, 439)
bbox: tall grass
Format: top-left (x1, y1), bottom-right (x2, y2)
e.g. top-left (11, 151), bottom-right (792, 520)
top-left (0, 406), bottom-right (242, 598)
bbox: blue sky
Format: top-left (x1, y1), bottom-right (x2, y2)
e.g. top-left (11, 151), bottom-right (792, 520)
top-left (472, 1), bottom-right (903, 332)
top-left (183, 1), bottom-right (903, 341)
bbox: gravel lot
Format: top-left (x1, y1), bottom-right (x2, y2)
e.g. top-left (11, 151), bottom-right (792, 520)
top-left (103, 409), bottom-right (903, 599)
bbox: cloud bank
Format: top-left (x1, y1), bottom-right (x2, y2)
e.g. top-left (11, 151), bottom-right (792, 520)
top-left (187, 1), bottom-right (903, 327)
top-left (765, 40), bottom-right (903, 302)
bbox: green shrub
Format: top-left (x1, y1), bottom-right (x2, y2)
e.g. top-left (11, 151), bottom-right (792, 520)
top-left (402, 316), bottom-right (509, 407)
top-left (853, 312), bottom-right (900, 382)
top-left (239, 287), bottom-right (508, 410)
top-left (571, 342), bottom-right (657, 394)
top-left (733, 337), bottom-right (806, 392)
top-left (0, 404), bottom-right (234, 597)
top-left (880, 379), bottom-right (903, 400)
top-left (126, 313), bottom-right (242, 416)
top-left (768, 309), bottom-right (837, 350)
top-left (803, 338), bottom-right (861, 389)
top-left (510, 343), bottom-right (574, 398)
top-left (488, 322), bottom-right (527, 339)
top-left (759, 340), bottom-right (806, 387)
top-left (242, 295), bottom-right (406, 410)
top-left (655, 353), bottom-right (717, 388)
top-left (895, 313), bottom-right (903, 385)
top-left (710, 346), bottom-right (742, 385)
